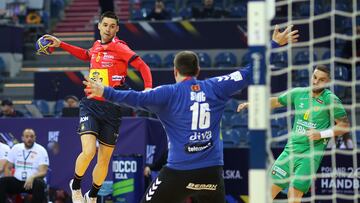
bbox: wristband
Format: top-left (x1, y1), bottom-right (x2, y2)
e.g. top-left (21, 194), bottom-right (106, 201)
top-left (320, 129), bottom-right (334, 138)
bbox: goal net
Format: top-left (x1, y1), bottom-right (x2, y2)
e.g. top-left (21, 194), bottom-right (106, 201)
top-left (265, 0), bottom-right (358, 202)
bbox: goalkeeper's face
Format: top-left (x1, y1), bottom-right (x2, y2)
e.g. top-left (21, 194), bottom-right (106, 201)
top-left (98, 17), bottom-right (119, 43)
top-left (311, 69), bottom-right (330, 93)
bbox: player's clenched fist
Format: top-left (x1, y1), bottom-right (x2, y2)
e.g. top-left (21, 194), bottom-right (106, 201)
top-left (83, 76), bottom-right (105, 99)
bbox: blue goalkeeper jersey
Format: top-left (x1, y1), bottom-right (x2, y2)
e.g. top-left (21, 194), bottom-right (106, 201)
top-left (103, 65), bottom-right (252, 170)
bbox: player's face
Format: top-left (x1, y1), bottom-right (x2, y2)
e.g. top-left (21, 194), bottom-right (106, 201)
top-left (311, 69), bottom-right (330, 93)
top-left (98, 17), bottom-right (119, 43)
top-left (22, 129), bottom-right (36, 149)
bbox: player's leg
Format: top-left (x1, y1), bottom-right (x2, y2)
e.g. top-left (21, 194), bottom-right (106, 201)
top-left (88, 143), bottom-right (114, 198)
top-left (271, 184), bottom-right (283, 199)
top-left (269, 150), bottom-right (291, 199)
top-left (71, 98), bottom-right (100, 193)
top-left (187, 166), bottom-right (225, 203)
top-left (289, 156), bottom-right (321, 203)
top-left (287, 187), bottom-right (304, 203)
top-left (140, 167), bottom-right (192, 203)
top-left (70, 114), bottom-right (99, 202)
top-left (86, 118), bottom-right (118, 199)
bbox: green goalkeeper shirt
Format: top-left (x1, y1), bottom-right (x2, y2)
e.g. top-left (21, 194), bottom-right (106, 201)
top-left (278, 87), bottom-right (346, 155)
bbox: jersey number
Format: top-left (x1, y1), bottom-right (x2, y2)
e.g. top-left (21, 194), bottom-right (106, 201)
top-left (190, 102), bottom-right (210, 130)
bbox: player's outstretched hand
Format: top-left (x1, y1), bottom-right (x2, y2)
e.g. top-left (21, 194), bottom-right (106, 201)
top-left (43, 34), bottom-right (61, 47)
top-left (236, 102), bottom-right (249, 112)
top-left (272, 24), bottom-right (299, 46)
top-left (306, 129), bottom-right (321, 141)
top-left (83, 76), bottom-right (105, 98)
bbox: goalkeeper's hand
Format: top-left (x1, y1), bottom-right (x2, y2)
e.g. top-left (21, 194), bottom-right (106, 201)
top-left (83, 76), bottom-right (105, 98)
top-left (272, 24), bottom-right (299, 46)
top-left (237, 102), bottom-right (249, 112)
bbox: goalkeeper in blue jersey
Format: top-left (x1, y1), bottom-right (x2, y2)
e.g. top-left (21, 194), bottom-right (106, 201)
top-left (83, 26), bottom-right (298, 203)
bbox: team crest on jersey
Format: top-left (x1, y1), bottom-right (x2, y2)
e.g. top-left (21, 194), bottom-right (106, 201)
top-left (96, 53), bottom-right (101, 62)
top-left (316, 98), bottom-right (323, 104)
top-left (191, 85), bottom-right (201, 92)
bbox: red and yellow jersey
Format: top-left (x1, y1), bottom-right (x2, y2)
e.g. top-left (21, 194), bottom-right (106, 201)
top-left (88, 37), bottom-right (135, 88)
top-left (60, 37), bottom-right (153, 101)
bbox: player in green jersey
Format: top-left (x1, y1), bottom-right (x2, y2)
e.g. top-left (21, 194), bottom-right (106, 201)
top-left (237, 65), bottom-right (350, 203)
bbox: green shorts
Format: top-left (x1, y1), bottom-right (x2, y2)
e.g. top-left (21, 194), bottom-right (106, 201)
top-left (270, 150), bottom-right (322, 193)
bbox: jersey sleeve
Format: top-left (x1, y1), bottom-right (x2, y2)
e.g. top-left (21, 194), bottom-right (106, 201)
top-left (103, 85), bottom-right (172, 113)
top-left (129, 57), bottom-right (153, 89)
top-left (6, 146), bottom-right (16, 164)
top-left (59, 42), bottom-right (90, 61)
top-left (115, 42), bottom-right (137, 62)
top-left (208, 64), bottom-right (252, 100)
top-left (38, 147), bottom-right (50, 166)
top-left (278, 88), bottom-right (302, 106)
top-left (0, 145), bottom-right (9, 160)
top-left (328, 94), bottom-right (347, 119)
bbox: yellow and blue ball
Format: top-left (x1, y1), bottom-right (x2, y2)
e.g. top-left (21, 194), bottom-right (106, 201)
top-left (35, 36), bottom-right (54, 55)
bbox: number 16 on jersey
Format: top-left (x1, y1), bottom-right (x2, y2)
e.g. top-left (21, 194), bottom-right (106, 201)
top-left (190, 102), bottom-right (210, 130)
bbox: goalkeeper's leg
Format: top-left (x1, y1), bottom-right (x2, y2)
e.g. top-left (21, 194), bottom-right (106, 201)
top-left (288, 187), bottom-right (304, 203)
top-left (271, 184), bottom-right (283, 199)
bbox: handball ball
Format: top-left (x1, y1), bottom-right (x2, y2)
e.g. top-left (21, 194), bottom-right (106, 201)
top-left (35, 36), bottom-right (54, 55)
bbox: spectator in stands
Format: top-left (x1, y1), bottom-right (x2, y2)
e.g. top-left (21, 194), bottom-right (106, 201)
top-left (0, 128), bottom-right (49, 203)
top-left (147, 0), bottom-right (170, 21)
top-left (0, 142), bottom-right (10, 178)
top-left (192, 0), bottom-right (228, 19)
top-left (64, 95), bottom-right (79, 108)
top-left (0, 99), bottom-right (24, 118)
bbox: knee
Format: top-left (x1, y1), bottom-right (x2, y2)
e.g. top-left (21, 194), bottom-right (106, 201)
top-left (82, 147), bottom-right (96, 160)
top-left (97, 155), bottom-right (111, 166)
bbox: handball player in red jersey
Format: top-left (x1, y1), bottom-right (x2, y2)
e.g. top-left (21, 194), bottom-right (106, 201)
top-left (44, 11), bottom-right (153, 203)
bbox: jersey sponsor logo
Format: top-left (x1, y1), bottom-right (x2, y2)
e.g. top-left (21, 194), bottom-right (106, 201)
top-left (186, 183), bottom-right (217, 191)
top-left (103, 53), bottom-right (114, 60)
top-left (101, 62), bottom-right (113, 67)
top-left (112, 75), bottom-right (125, 81)
top-left (191, 84), bottom-right (201, 92)
top-left (316, 98), bottom-right (324, 104)
top-left (273, 165), bottom-right (287, 177)
top-left (185, 141), bottom-right (212, 153)
top-left (189, 131), bottom-right (212, 141)
top-left (80, 116), bottom-right (88, 123)
top-left (89, 69), bottom-right (109, 86)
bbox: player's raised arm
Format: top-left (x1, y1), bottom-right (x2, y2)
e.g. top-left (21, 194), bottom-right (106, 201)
top-left (236, 97), bottom-right (284, 112)
top-left (272, 24), bottom-right (299, 46)
top-left (43, 34), bottom-right (90, 61)
top-left (84, 77), bottom-right (169, 112)
top-left (129, 56), bottom-right (153, 90)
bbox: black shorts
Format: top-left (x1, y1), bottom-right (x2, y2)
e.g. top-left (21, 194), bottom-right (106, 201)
top-left (78, 97), bottom-right (122, 147)
top-left (141, 166), bottom-right (225, 203)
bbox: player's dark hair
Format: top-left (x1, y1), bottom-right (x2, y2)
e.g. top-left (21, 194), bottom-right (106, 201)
top-left (315, 64), bottom-right (331, 78)
top-left (174, 51), bottom-right (200, 77)
top-left (100, 11), bottom-right (119, 25)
